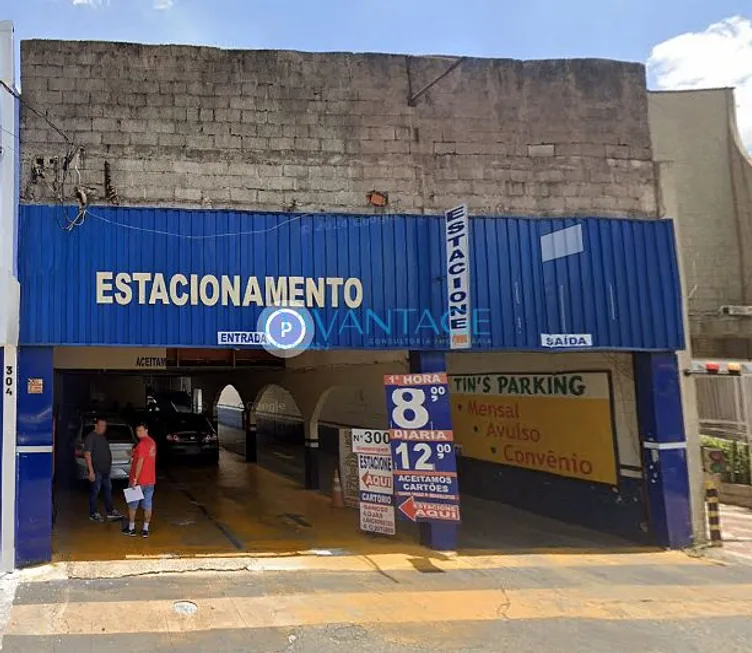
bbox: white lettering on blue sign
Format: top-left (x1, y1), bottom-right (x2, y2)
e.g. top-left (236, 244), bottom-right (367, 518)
top-left (96, 273), bottom-right (364, 309)
top-left (445, 204), bottom-right (471, 349)
top-left (217, 331), bottom-right (268, 345)
top-left (541, 333), bottom-right (593, 348)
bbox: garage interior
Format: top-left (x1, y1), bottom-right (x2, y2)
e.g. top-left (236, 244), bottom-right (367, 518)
top-left (50, 346), bottom-right (417, 561)
top-left (49, 346), bottom-right (645, 563)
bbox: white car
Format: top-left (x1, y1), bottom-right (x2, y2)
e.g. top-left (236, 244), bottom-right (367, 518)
top-left (72, 416), bottom-right (137, 481)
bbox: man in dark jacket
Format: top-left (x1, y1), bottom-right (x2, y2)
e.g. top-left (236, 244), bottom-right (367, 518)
top-left (84, 417), bottom-right (123, 522)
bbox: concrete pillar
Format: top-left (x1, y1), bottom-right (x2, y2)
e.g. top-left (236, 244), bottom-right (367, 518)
top-left (304, 420), bottom-right (319, 490)
top-left (1, 345), bottom-right (17, 570)
top-left (0, 20), bottom-right (19, 572)
top-left (244, 404), bottom-right (258, 463)
top-left (634, 352), bottom-right (693, 548)
top-left (408, 350), bottom-right (458, 551)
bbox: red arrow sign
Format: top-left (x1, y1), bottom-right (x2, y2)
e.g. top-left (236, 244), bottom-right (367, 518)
top-left (398, 496), bottom-right (460, 522)
top-left (361, 471), bottom-right (393, 490)
top-left (398, 496), bottom-right (418, 521)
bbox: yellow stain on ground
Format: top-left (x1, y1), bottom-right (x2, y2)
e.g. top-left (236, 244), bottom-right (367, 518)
top-left (56, 449), bottom-right (659, 564)
top-left (51, 449), bottom-right (704, 581)
top-left (53, 451), bottom-right (424, 562)
top-left (9, 584), bottom-right (752, 636)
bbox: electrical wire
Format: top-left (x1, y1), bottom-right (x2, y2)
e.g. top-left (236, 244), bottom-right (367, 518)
top-left (82, 208), bottom-right (393, 240)
top-left (1, 81), bottom-right (85, 230)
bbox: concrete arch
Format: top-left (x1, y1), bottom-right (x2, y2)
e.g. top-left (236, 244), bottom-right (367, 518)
top-left (244, 382), bottom-right (310, 486)
top-left (305, 376), bottom-right (395, 494)
top-left (213, 383), bottom-right (244, 411)
top-left (249, 383), bottom-right (302, 420)
top-left (310, 383), bottom-right (390, 429)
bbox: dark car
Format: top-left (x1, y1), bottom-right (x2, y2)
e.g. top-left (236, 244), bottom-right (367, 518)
top-left (152, 413), bottom-right (219, 464)
top-left (146, 390), bottom-right (194, 415)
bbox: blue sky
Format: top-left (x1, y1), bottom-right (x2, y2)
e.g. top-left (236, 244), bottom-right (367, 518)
top-left (2, 0), bottom-right (746, 63)
top-left (3, 1), bottom-right (752, 147)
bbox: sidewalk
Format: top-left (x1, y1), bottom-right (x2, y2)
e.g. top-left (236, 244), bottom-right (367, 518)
top-left (715, 503), bottom-right (752, 565)
top-left (4, 547), bottom-right (752, 652)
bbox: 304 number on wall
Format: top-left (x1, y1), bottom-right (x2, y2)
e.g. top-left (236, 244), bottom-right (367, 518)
top-left (4, 365), bottom-right (14, 396)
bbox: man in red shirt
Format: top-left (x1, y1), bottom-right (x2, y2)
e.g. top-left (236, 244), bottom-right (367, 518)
top-left (125, 423), bottom-right (157, 538)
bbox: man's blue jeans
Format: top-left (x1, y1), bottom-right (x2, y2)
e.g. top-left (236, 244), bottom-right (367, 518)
top-left (89, 472), bottom-right (114, 516)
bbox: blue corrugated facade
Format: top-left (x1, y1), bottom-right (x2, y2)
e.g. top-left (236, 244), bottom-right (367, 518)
top-left (18, 205), bottom-right (684, 351)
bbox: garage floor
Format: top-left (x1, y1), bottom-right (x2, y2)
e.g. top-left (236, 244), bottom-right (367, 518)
top-left (52, 446), bottom-right (647, 563)
top-left (53, 448), bottom-right (426, 562)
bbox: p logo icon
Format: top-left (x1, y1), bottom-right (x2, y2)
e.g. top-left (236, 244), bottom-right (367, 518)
top-left (258, 307), bottom-right (314, 358)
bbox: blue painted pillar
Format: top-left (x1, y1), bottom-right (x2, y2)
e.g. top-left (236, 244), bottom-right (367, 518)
top-left (409, 350), bottom-right (458, 551)
top-left (16, 346), bottom-right (54, 567)
top-left (634, 352), bottom-right (692, 549)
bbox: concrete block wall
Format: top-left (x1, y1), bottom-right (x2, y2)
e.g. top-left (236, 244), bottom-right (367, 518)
top-left (20, 40), bottom-right (657, 218)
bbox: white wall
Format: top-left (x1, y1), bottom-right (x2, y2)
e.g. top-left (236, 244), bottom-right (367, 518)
top-left (243, 350), bottom-right (642, 474)
top-left (216, 384), bottom-right (243, 408)
top-left (253, 385), bottom-right (302, 420)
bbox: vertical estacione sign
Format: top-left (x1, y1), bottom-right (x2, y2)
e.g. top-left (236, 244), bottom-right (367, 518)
top-left (445, 204), bottom-right (471, 349)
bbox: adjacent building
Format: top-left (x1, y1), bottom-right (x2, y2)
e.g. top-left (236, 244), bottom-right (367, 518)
top-left (649, 88), bottom-right (752, 359)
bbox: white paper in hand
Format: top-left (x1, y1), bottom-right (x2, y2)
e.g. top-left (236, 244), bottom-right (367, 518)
top-left (124, 486), bottom-right (144, 503)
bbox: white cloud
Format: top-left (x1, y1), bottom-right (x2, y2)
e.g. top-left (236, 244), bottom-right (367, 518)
top-left (648, 15), bottom-right (752, 152)
top-left (154, 0), bottom-right (175, 8)
top-left (71, 0), bottom-right (108, 6)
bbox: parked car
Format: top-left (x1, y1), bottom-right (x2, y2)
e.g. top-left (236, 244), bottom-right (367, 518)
top-left (71, 415), bottom-right (137, 482)
top-left (146, 390), bottom-right (193, 415)
top-left (150, 413), bottom-right (219, 464)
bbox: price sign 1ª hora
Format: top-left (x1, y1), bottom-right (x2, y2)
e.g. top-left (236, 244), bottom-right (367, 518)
top-left (384, 372), bottom-right (461, 523)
